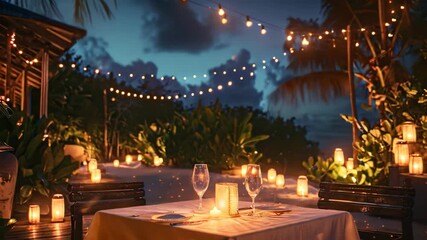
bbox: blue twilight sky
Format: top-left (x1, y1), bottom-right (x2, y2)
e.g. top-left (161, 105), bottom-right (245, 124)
top-left (52, 0), bottom-right (376, 156)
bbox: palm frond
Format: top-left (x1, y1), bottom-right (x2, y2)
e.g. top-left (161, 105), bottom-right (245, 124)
top-left (269, 71), bottom-right (350, 107)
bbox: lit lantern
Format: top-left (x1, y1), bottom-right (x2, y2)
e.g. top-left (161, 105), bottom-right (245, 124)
top-left (334, 148), bottom-right (345, 165)
top-left (215, 183), bottom-right (239, 217)
top-left (153, 156), bottom-right (163, 166)
top-left (28, 205), bottom-right (40, 224)
top-left (88, 159), bottom-right (97, 173)
top-left (346, 158), bottom-right (354, 170)
top-left (401, 122), bottom-right (417, 142)
top-left (209, 206), bottom-right (222, 218)
top-left (409, 154), bottom-right (424, 175)
top-left (125, 154), bottom-right (133, 165)
top-left (137, 154), bottom-right (143, 161)
top-left (91, 169), bottom-right (101, 183)
top-left (267, 168), bottom-right (277, 183)
top-left (51, 194), bottom-right (65, 222)
top-left (275, 174), bottom-right (285, 188)
top-left (241, 165), bottom-right (248, 177)
top-left (113, 159), bottom-right (120, 168)
top-left (296, 176), bottom-right (308, 197)
top-left (394, 140), bottom-right (409, 166)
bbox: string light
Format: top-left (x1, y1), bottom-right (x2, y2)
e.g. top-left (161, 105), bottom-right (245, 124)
top-left (221, 14), bottom-right (228, 24)
top-left (245, 16), bottom-right (253, 27)
top-left (301, 37), bottom-right (309, 46)
top-left (218, 4), bottom-right (225, 16)
top-left (260, 25), bottom-right (267, 35)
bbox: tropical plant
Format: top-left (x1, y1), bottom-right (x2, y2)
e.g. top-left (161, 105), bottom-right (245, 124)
top-left (0, 112), bottom-right (79, 204)
top-left (269, 0), bottom-right (427, 159)
top-left (131, 101), bottom-right (269, 170)
top-left (3, 0), bottom-right (116, 25)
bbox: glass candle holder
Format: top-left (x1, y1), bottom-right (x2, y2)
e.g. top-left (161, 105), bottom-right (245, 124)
top-left (394, 140), bottom-right (409, 166)
top-left (113, 159), bottom-right (120, 167)
top-left (401, 121), bottom-right (417, 142)
top-left (215, 183), bottom-right (239, 217)
top-left (51, 194), bottom-right (64, 222)
top-left (334, 148), bottom-right (344, 165)
top-left (296, 176), bottom-right (308, 197)
top-left (125, 154), bottom-right (133, 165)
top-left (28, 205), bottom-right (40, 224)
top-left (267, 168), bottom-right (277, 183)
top-left (88, 159), bottom-right (97, 173)
top-left (346, 158), bottom-right (354, 170)
top-left (91, 169), bottom-right (101, 183)
top-left (275, 174), bottom-right (285, 188)
top-left (409, 154), bottom-right (423, 175)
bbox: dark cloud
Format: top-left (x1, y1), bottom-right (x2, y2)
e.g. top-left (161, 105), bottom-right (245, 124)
top-left (140, 0), bottom-right (220, 53)
top-left (76, 37), bottom-right (186, 94)
top-left (183, 49), bottom-right (263, 108)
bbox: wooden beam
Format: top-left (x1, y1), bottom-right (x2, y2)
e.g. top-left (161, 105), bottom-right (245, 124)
top-left (40, 49), bottom-right (49, 117)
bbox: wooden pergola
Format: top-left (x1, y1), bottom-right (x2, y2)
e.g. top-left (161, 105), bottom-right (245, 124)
top-left (0, 1), bottom-right (86, 116)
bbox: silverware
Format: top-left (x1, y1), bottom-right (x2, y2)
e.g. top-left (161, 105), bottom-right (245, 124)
top-left (170, 219), bottom-right (208, 226)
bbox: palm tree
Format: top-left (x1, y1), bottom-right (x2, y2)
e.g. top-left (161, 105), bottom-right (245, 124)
top-left (269, 0), bottom-right (427, 158)
top-left (2, 0), bottom-right (116, 25)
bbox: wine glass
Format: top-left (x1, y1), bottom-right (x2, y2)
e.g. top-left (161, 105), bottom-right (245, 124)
top-left (192, 164), bottom-right (209, 212)
top-left (245, 164), bottom-right (262, 215)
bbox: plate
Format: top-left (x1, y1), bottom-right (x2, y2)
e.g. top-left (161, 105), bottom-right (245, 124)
top-left (151, 213), bottom-right (193, 223)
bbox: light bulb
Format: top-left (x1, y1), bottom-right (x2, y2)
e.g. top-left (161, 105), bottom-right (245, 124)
top-left (221, 14), bottom-right (228, 24)
top-left (245, 16), bottom-right (253, 27)
top-left (260, 25), bottom-right (267, 35)
top-left (218, 4), bottom-right (225, 16)
top-left (287, 35), bottom-right (292, 41)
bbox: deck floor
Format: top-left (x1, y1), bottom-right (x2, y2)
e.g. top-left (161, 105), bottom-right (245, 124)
top-left (4, 215), bottom-right (92, 240)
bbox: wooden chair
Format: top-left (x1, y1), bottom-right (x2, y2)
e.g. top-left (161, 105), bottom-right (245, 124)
top-left (68, 182), bottom-right (145, 240)
top-left (318, 182), bottom-right (415, 240)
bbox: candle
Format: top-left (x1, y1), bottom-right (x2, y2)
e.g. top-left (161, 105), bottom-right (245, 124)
top-left (137, 154), bottom-right (143, 161)
top-left (113, 159), bottom-right (120, 167)
top-left (125, 154), bottom-right (133, 165)
top-left (88, 159), bottom-right (97, 173)
top-left (401, 121), bottom-right (417, 142)
top-left (275, 174), bottom-right (285, 188)
top-left (241, 165), bottom-right (248, 177)
top-left (346, 158), bottom-right (354, 170)
top-left (28, 205), bottom-right (40, 224)
top-left (153, 156), bottom-right (163, 166)
top-left (409, 154), bottom-right (423, 175)
top-left (215, 183), bottom-right (239, 217)
top-left (296, 175), bottom-right (308, 197)
top-left (51, 194), bottom-right (65, 222)
top-left (210, 206), bottom-right (222, 218)
top-left (334, 148), bottom-right (345, 165)
top-left (394, 141), bottom-right (409, 166)
top-left (91, 169), bottom-right (101, 183)
top-left (267, 168), bottom-right (277, 183)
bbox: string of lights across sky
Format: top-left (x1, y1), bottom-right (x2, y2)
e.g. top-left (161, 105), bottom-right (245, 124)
top-left (7, 0), bottom-right (405, 102)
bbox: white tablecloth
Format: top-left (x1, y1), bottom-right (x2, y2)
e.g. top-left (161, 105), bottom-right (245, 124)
top-left (85, 199), bottom-right (359, 240)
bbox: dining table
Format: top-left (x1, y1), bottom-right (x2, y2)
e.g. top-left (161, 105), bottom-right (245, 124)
top-left (84, 198), bottom-right (360, 240)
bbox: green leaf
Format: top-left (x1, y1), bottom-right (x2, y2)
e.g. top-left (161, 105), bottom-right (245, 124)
top-left (20, 185), bottom-right (33, 199)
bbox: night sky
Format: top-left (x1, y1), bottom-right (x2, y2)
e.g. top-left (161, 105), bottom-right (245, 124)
top-left (54, 0), bottom-right (373, 156)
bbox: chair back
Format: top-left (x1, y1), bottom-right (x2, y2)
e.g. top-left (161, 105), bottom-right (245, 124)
top-left (318, 182), bottom-right (415, 240)
top-left (69, 182), bottom-right (145, 240)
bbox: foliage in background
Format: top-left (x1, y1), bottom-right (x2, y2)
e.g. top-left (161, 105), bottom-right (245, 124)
top-left (0, 112), bottom-right (79, 204)
top-left (250, 111), bottom-right (319, 175)
top-left (131, 101), bottom-right (269, 170)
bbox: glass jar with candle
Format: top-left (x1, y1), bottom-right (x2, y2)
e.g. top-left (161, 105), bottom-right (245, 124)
top-left (409, 154), bottom-right (423, 175)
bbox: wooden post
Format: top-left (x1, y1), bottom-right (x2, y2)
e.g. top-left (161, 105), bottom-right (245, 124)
top-left (347, 25), bottom-right (358, 161)
top-left (5, 30), bottom-right (12, 99)
top-left (378, 0), bottom-right (387, 50)
top-left (40, 49), bottom-right (49, 117)
top-left (103, 88), bottom-right (108, 161)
